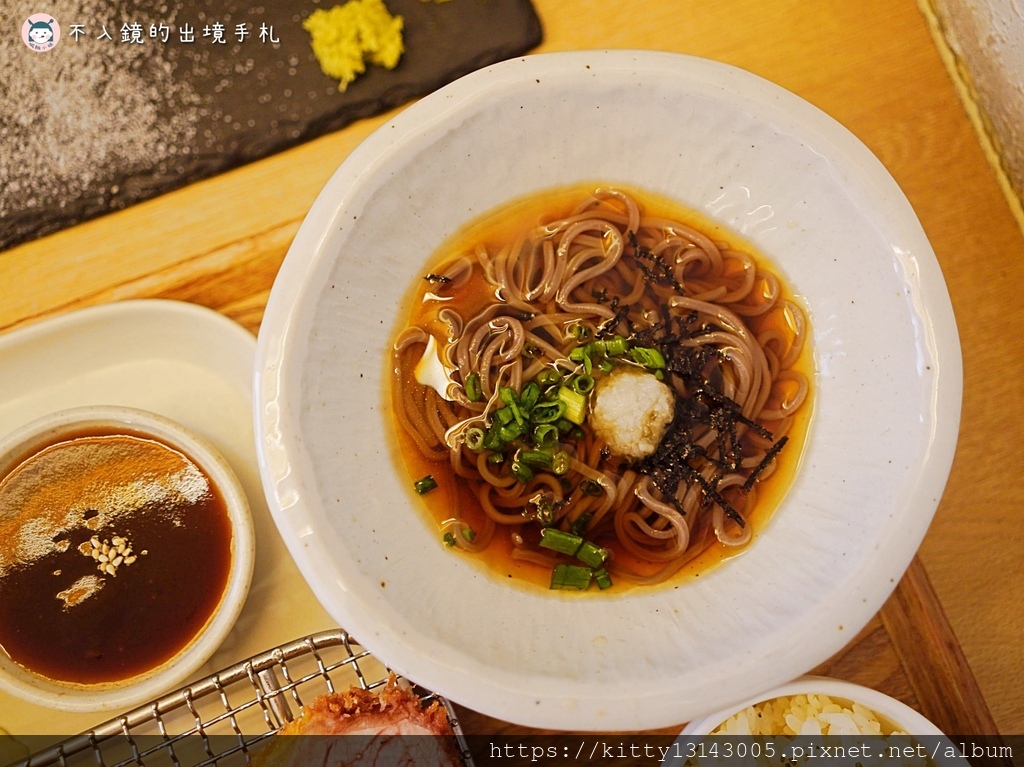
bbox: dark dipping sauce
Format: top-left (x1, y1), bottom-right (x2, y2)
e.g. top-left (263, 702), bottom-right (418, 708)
top-left (0, 428), bottom-right (233, 685)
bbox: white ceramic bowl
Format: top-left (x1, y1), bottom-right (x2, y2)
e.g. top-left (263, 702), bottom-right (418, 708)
top-left (0, 406), bottom-right (255, 712)
top-left (673, 676), bottom-right (966, 766)
top-left (254, 50), bottom-right (962, 730)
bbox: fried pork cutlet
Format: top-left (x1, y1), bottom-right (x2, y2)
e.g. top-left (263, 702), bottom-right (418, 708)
top-left (251, 676), bottom-right (464, 766)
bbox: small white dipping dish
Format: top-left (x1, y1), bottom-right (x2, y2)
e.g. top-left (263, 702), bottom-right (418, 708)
top-left (0, 406), bottom-right (254, 712)
top-left (672, 676), bottom-right (966, 766)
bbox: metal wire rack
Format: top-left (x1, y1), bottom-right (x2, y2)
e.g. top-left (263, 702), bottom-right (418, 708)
top-left (12, 630), bottom-right (471, 767)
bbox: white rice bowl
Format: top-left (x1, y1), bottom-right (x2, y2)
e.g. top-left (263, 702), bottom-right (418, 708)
top-left (675, 676), bottom-right (967, 767)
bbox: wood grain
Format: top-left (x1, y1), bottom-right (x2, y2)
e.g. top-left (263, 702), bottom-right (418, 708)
top-left (449, 556), bottom-right (1006, 742)
top-left (880, 559), bottom-right (1005, 738)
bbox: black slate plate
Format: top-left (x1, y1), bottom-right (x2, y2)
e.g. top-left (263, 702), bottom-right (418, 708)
top-left (0, 0), bottom-right (542, 252)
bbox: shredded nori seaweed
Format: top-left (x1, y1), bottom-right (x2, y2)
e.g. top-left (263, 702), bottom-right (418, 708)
top-left (594, 304), bottom-right (629, 339)
top-left (610, 232), bottom-right (788, 529)
top-left (629, 230), bottom-right (685, 293)
top-left (742, 435), bottom-right (788, 492)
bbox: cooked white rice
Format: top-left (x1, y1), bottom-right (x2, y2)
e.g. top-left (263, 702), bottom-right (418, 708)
top-left (713, 693), bottom-right (905, 736)
top-left (691, 694), bottom-right (936, 767)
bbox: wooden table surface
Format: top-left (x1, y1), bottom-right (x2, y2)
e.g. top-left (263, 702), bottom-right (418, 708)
top-left (2, 0), bottom-right (1023, 750)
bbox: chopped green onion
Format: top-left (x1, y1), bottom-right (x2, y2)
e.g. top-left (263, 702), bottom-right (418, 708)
top-left (606, 335), bottom-right (629, 356)
top-left (539, 528), bottom-right (584, 556)
top-left (551, 450), bottom-right (571, 476)
top-left (556, 418), bottom-right (575, 434)
top-left (580, 479), bottom-right (604, 497)
top-left (484, 424), bottom-right (505, 450)
top-left (593, 567), bottom-right (614, 590)
top-left (464, 372), bottom-right (482, 402)
top-left (520, 381), bottom-right (540, 412)
top-left (569, 345), bottom-right (593, 374)
top-left (535, 368), bottom-right (562, 387)
top-left (486, 451), bottom-right (505, 464)
top-left (414, 475), bottom-right (438, 494)
top-left (557, 386), bottom-right (588, 425)
top-left (509, 401), bottom-right (525, 425)
top-left (567, 322), bottom-right (590, 341)
top-left (496, 406), bottom-right (514, 425)
top-left (550, 563), bottom-right (592, 590)
top-left (531, 400), bottom-right (565, 424)
top-left (465, 427), bottom-right (485, 451)
top-left (462, 527), bottom-right (476, 542)
top-left (510, 460), bottom-right (534, 483)
top-left (499, 387), bottom-right (519, 406)
top-left (535, 498), bottom-right (554, 526)
top-left (570, 513), bottom-right (592, 536)
top-left (443, 532), bottom-right (456, 547)
top-left (571, 374), bottom-right (595, 394)
top-left (520, 450), bottom-right (553, 468)
top-left (576, 540), bottom-right (609, 568)
top-left (631, 346), bottom-right (667, 369)
top-left (499, 421), bottom-right (524, 442)
top-left (533, 423), bottom-right (559, 447)
top-left (598, 359), bottom-right (614, 374)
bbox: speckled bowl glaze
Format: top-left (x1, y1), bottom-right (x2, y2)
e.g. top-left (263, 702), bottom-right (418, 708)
top-left (0, 406), bottom-right (254, 712)
top-left (254, 51), bottom-right (962, 731)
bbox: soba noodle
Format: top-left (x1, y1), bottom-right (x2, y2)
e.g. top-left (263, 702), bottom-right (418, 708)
top-left (391, 186), bottom-right (810, 590)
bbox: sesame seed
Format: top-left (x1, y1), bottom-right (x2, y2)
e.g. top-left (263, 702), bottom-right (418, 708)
top-left (81, 532), bottom-right (141, 578)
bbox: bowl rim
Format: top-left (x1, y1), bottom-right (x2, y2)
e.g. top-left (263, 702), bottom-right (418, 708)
top-left (674, 675), bottom-right (968, 767)
top-left (680, 675), bottom-right (950, 736)
top-left (254, 49), bottom-right (963, 730)
top-left (0, 405), bottom-right (255, 712)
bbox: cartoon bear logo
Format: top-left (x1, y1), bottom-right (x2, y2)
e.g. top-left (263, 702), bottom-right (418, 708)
top-left (22, 14), bottom-right (61, 52)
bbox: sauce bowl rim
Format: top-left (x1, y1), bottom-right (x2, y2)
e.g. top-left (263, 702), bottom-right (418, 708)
top-left (0, 404), bottom-right (255, 712)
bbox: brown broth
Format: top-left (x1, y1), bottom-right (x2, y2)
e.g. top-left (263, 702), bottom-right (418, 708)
top-left (0, 428), bottom-right (233, 684)
top-left (387, 183), bottom-right (814, 593)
